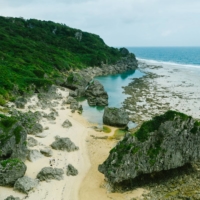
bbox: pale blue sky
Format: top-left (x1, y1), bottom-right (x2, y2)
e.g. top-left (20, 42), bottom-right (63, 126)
top-left (0, 0), bottom-right (200, 47)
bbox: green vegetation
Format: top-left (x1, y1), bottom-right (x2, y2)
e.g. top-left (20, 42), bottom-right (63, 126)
top-left (0, 16), bottom-right (126, 100)
top-left (103, 126), bottom-right (111, 133)
top-left (134, 110), bottom-right (191, 142)
top-left (113, 128), bottom-right (127, 140)
top-left (191, 121), bottom-right (200, 134)
top-left (0, 158), bottom-right (22, 168)
top-left (0, 114), bottom-right (23, 146)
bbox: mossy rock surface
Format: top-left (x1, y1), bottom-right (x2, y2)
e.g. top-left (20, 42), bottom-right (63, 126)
top-left (0, 114), bottom-right (27, 160)
top-left (99, 110), bottom-right (200, 184)
top-left (0, 158), bottom-right (27, 186)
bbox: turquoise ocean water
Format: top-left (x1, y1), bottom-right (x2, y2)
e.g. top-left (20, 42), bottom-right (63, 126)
top-left (79, 47), bottom-right (200, 125)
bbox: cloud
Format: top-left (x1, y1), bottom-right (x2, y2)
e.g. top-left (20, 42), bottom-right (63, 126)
top-left (0, 0), bottom-right (200, 46)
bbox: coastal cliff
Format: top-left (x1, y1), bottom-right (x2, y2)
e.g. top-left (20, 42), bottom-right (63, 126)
top-left (0, 16), bottom-right (137, 104)
top-left (99, 110), bottom-right (200, 184)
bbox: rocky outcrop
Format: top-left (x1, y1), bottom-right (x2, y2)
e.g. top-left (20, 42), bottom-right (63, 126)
top-left (62, 55), bottom-right (137, 92)
top-left (27, 149), bottom-right (43, 162)
top-left (85, 80), bottom-right (108, 106)
top-left (66, 164), bottom-right (78, 176)
top-left (10, 110), bottom-right (43, 135)
top-left (0, 116), bottom-right (27, 161)
top-left (37, 167), bottom-right (64, 181)
top-left (0, 159), bottom-right (27, 186)
top-left (15, 97), bottom-right (27, 109)
top-left (51, 137), bottom-right (79, 152)
top-left (63, 72), bottom-right (91, 90)
top-left (14, 176), bottom-right (39, 194)
top-left (99, 111), bottom-right (200, 184)
top-left (27, 137), bottom-right (38, 147)
top-left (62, 119), bottom-right (72, 128)
top-left (103, 107), bottom-right (129, 127)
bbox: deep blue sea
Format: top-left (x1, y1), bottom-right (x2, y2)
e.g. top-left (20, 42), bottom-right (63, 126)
top-left (128, 47), bottom-right (200, 67)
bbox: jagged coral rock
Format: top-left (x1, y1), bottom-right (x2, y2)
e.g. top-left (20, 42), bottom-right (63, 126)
top-left (99, 110), bottom-right (200, 184)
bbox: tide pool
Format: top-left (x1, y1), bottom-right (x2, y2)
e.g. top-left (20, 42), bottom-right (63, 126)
top-left (78, 69), bottom-right (144, 125)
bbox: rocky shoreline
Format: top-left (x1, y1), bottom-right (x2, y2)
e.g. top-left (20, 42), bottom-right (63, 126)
top-left (112, 61), bottom-right (200, 199)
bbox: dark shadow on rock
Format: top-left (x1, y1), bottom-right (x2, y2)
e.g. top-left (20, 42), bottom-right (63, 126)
top-left (111, 163), bottom-right (196, 192)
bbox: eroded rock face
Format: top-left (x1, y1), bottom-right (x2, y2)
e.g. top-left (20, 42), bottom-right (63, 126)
top-left (37, 167), bottom-right (64, 181)
top-left (0, 117), bottom-right (27, 161)
top-left (14, 176), bottom-right (39, 194)
top-left (103, 107), bottom-right (129, 127)
top-left (85, 80), bottom-right (108, 106)
top-left (0, 159), bottom-right (27, 186)
top-left (99, 111), bottom-right (200, 184)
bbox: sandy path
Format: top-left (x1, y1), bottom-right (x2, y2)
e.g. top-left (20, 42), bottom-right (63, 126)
top-left (0, 88), bottom-right (91, 200)
top-left (79, 128), bottom-right (145, 200)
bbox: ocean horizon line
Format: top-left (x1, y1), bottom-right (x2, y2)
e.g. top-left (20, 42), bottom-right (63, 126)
top-left (137, 58), bottom-right (200, 69)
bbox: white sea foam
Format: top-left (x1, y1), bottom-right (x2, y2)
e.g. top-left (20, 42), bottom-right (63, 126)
top-left (137, 58), bottom-right (200, 69)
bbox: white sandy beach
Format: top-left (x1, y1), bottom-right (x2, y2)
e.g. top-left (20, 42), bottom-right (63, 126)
top-left (1, 60), bottom-right (200, 200)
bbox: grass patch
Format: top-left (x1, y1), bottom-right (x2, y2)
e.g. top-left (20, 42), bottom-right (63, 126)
top-left (134, 110), bottom-right (191, 142)
top-left (103, 126), bottom-right (111, 133)
top-left (113, 128), bottom-right (127, 140)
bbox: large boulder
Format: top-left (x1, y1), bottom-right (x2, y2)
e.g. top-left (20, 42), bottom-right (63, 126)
top-left (85, 80), bottom-right (108, 106)
top-left (51, 137), bottom-right (79, 152)
top-left (103, 107), bottom-right (129, 127)
top-left (99, 110), bottom-right (200, 184)
top-left (37, 167), bottom-right (64, 181)
top-left (14, 176), bottom-right (39, 194)
top-left (27, 149), bottom-right (43, 162)
top-left (0, 159), bottom-right (27, 186)
top-left (0, 116), bottom-right (27, 161)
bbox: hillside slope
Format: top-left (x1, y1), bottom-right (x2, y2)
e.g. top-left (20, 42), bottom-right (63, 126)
top-left (0, 16), bottom-right (129, 102)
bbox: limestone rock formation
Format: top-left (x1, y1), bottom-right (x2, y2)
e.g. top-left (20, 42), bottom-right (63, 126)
top-left (62, 119), bottom-right (72, 128)
top-left (103, 107), bottom-right (129, 127)
top-left (10, 110), bottom-right (43, 135)
top-left (0, 159), bottom-right (27, 186)
top-left (85, 80), bottom-right (108, 106)
top-left (14, 176), bottom-right (39, 194)
top-left (27, 149), bottom-right (43, 162)
top-left (66, 164), bottom-right (78, 176)
top-left (99, 111), bottom-right (200, 184)
top-left (27, 137), bottom-right (38, 147)
top-left (37, 167), bottom-right (64, 181)
top-left (51, 137), bottom-right (79, 152)
top-left (15, 97), bottom-right (27, 109)
top-left (0, 116), bottom-right (27, 161)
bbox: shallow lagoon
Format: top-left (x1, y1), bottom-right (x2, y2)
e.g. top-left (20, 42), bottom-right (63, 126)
top-left (78, 69), bottom-right (144, 126)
